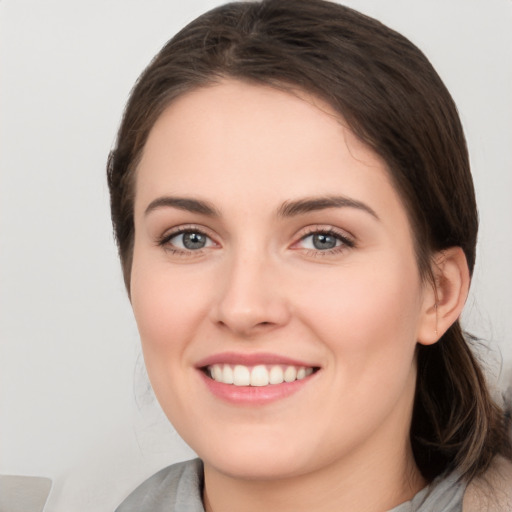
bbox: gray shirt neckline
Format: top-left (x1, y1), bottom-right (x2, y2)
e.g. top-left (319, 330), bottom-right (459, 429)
top-left (116, 458), bottom-right (466, 512)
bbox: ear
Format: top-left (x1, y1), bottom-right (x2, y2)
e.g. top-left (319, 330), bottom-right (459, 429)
top-left (417, 247), bottom-right (471, 346)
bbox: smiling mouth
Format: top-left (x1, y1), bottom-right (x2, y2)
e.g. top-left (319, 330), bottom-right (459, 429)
top-left (203, 364), bottom-right (319, 387)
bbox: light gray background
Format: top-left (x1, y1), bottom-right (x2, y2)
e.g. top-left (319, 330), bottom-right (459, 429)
top-left (1, 1), bottom-right (511, 510)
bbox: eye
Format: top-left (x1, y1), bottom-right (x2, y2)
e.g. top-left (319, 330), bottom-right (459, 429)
top-left (159, 228), bottom-right (216, 252)
top-left (294, 227), bottom-right (355, 254)
top-left (301, 232), bottom-right (341, 250)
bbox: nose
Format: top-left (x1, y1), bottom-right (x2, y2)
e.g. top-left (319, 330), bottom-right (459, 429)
top-left (210, 250), bottom-right (291, 338)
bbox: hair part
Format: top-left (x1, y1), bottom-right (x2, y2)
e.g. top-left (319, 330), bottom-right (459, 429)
top-left (107, 0), bottom-right (511, 481)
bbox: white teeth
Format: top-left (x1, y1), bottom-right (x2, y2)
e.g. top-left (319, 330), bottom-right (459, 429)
top-left (212, 364), bottom-right (223, 382)
top-left (208, 363), bottom-right (314, 386)
top-left (222, 364), bottom-right (234, 384)
top-left (284, 366), bottom-right (297, 382)
top-left (250, 365), bottom-right (269, 386)
top-left (233, 365), bottom-right (251, 386)
top-left (269, 365), bottom-right (284, 384)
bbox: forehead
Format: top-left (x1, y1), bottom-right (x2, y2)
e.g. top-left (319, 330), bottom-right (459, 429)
top-left (134, 79), bottom-right (405, 228)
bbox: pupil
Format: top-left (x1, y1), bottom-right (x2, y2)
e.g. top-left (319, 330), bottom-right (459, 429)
top-left (183, 232), bottom-right (206, 250)
top-left (313, 233), bottom-right (337, 250)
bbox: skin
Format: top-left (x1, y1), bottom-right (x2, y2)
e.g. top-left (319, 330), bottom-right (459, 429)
top-left (130, 80), bottom-right (468, 512)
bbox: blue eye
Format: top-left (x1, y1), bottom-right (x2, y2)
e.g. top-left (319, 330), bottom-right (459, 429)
top-left (163, 230), bottom-right (214, 251)
top-left (305, 233), bottom-right (340, 250)
top-left (297, 229), bottom-right (354, 253)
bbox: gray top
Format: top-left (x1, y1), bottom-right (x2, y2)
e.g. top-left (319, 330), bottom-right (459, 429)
top-left (115, 458), bottom-right (466, 512)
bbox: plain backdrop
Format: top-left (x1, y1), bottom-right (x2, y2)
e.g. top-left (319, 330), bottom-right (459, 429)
top-left (1, 1), bottom-right (511, 510)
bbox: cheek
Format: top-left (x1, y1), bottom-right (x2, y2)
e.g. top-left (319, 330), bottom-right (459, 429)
top-left (297, 257), bottom-right (422, 441)
top-left (130, 254), bottom-right (211, 366)
top-left (298, 253), bottom-right (423, 371)
top-left (129, 255), bottom-right (218, 421)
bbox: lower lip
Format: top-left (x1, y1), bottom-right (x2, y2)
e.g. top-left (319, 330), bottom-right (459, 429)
top-left (198, 370), bottom-right (317, 405)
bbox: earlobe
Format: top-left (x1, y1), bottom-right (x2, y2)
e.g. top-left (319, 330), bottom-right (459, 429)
top-left (417, 247), bottom-right (470, 346)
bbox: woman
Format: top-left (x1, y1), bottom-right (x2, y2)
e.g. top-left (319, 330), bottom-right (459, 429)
top-left (107, 0), bottom-right (512, 510)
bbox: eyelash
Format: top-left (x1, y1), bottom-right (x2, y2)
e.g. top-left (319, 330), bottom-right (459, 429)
top-left (295, 226), bottom-right (355, 256)
top-left (157, 225), bottom-right (215, 256)
top-left (156, 225), bottom-right (355, 256)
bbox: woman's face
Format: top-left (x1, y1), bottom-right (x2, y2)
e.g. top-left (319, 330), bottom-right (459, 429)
top-left (131, 80), bottom-right (433, 480)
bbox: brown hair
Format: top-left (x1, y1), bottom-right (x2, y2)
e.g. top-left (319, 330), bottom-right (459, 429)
top-left (107, 0), bottom-right (511, 482)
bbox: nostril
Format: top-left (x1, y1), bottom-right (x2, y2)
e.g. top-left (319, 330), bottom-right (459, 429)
top-left (210, 293), bottom-right (291, 336)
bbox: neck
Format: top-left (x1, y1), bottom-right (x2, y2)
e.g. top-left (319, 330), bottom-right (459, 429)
top-left (203, 442), bottom-right (426, 512)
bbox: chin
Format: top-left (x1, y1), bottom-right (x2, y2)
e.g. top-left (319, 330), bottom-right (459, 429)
top-left (205, 452), bottom-right (310, 481)
top-left (194, 432), bottom-right (323, 481)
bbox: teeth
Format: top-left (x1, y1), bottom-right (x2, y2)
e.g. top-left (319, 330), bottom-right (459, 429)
top-left (222, 364), bottom-right (234, 384)
top-left (233, 365), bottom-right (251, 386)
top-left (207, 364), bottom-right (314, 386)
top-left (284, 366), bottom-right (297, 382)
top-left (250, 365), bottom-right (269, 386)
top-left (212, 364), bottom-right (223, 382)
top-left (269, 365), bottom-right (284, 385)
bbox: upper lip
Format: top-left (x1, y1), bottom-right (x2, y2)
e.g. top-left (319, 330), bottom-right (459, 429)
top-left (195, 352), bottom-right (320, 368)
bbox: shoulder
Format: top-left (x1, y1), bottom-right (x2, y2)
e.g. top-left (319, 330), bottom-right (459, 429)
top-left (115, 458), bottom-right (204, 512)
top-left (463, 456), bottom-right (512, 512)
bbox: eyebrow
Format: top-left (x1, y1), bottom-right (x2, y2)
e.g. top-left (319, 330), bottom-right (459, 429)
top-left (277, 195), bottom-right (379, 220)
top-left (144, 194), bottom-right (379, 221)
top-left (144, 196), bottom-right (220, 217)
